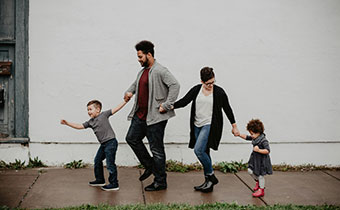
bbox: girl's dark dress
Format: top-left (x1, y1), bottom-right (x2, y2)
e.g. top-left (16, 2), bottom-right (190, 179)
top-left (246, 133), bottom-right (273, 176)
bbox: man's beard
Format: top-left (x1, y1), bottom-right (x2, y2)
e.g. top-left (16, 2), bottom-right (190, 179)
top-left (141, 57), bottom-right (149, 67)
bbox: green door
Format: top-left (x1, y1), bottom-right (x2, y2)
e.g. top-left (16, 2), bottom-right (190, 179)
top-left (0, 46), bottom-right (15, 137)
top-left (0, 0), bottom-right (29, 141)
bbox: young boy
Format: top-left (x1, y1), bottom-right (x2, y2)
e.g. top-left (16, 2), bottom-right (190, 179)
top-left (236, 119), bottom-right (272, 197)
top-left (61, 100), bottom-right (127, 191)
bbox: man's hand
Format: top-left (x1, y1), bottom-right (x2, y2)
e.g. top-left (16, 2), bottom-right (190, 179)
top-left (124, 92), bottom-right (133, 102)
top-left (159, 104), bottom-right (166, 113)
top-left (60, 119), bottom-right (68, 125)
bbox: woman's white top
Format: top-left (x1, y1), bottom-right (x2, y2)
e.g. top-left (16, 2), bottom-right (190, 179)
top-left (194, 86), bottom-right (213, 127)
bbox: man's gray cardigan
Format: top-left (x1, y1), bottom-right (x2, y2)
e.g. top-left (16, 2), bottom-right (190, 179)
top-left (126, 61), bottom-right (180, 125)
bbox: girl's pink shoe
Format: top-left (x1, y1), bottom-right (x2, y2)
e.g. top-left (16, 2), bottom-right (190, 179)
top-left (253, 181), bottom-right (259, 191)
top-left (252, 188), bottom-right (265, 197)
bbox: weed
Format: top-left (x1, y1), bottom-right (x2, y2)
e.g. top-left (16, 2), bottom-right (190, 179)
top-left (164, 160), bottom-right (246, 173)
top-left (0, 160), bottom-right (7, 169)
top-left (214, 160), bottom-right (247, 173)
top-left (138, 160), bottom-right (202, 172)
top-left (65, 160), bottom-right (87, 169)
top-left (27, 157), bottom-right (47, 168)
top-left (166, 160), bottom-right (189, 173)
top-left (186, 162), bottom-right (203, 171)
top-left (7, 159), bottom-right (26, 170)
top-left (272, 163), bottom-right (340, 172)
top-left (136, 163), bottom-right (144, 169)
top-left (0, 157), bottom-right (46, 170)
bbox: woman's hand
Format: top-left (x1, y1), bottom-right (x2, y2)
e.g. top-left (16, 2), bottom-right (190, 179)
top-left (231, 124), bottom-right (240, 136)
top-left (159, 104), bottom-right (166, 113)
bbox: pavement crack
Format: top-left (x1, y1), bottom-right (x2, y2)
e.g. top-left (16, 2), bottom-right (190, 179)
top-left (17, 170), bottom-right (42, 208)
top-left (139, 169), bottom-right (146, 204)
top-left (322, 171), bottom-right (340, 181)
top-left (234, 173), bottom-right (268, 206)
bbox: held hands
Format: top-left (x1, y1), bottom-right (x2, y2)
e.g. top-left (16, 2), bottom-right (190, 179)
top-left (231, 126), bottom-right (240, 137)
top-left (124, 92), bottom-right (166, 113)
top-left (124, 92), bottom-right (133, 102)
top-left (159, 103), bottom-right (166, 113)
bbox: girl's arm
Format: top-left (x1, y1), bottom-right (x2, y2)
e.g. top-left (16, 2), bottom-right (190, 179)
top-left (60, 120), bottom-right (84, 129)
top-left (253, 140), bottom-right (271, 154)
top-left (111, 101), bottom-right (128, 115)
top-left (253, 146), bottom-right (269, 154)
top-left (237, 134), bottom-right (248, 140)
top-left (237, 134), bottom-right (253, 141)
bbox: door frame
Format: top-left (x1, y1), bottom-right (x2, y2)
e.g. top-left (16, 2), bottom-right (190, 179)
top-left (0, 0), bottom-right (29, 143)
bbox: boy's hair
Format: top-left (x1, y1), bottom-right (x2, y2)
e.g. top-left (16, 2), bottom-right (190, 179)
top-left (87, 100), bottom-right (102, 111)
top-left (247, 119), bottom-right (265, 134)
top-left (200, 67), bottom-right (215, 82)
top-left (135, 40), bottom-right (155, 57)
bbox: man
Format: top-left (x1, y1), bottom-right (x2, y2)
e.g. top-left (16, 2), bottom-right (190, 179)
top-left (124, 40), bottom-right (180, 191)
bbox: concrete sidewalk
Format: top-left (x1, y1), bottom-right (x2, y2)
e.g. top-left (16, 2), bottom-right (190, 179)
top-left (0, 167), bottom-right (340, 209)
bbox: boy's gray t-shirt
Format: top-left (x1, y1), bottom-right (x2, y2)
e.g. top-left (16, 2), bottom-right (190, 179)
top-left (82, 110), bottom-right (116, 144)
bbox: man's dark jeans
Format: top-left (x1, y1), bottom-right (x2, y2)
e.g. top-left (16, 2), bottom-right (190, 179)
top-left (94, 138), bottom-right (118, 185)
top-left (126, 115), bottom-right (168, 186)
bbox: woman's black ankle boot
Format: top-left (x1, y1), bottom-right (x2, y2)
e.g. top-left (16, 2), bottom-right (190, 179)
top-left (200, 174), bottom-right (218, 193)
top-left (209, 174), bottom-right (219, 184)
top-left (194, 176), bottom-right (208, 191)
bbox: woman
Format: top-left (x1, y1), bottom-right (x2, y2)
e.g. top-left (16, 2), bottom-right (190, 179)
top-left (173, 67), bottom-right (239, 192)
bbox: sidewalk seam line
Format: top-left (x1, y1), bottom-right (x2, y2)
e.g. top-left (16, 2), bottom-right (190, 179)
top-left (234, 172), bottom-right (268, 206)
top-left (139, 169), bottom-right (146, 205)
top-left (322, 171), bottom-right (340, 182)
top-left (17, 170), bottom-right (42, 208)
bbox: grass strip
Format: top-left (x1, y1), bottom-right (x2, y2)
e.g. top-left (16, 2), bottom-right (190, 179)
top-left (1, 203), bottom-right (339, 210)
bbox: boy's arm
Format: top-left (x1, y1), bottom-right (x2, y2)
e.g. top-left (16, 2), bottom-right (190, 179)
top-left (111, 101), bottom-right (128, 115)
top-left (60, 119), bottom-right (84, 130)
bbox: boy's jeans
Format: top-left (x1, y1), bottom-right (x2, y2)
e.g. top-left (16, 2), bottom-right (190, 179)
top-left (94, 138), bottom-right (118, 185)
top-left (126, 115), bottom-right (168, 186)
top-left (194, 124), bottom-right (213, 176)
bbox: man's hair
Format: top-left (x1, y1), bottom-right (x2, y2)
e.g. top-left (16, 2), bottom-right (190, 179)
top-left (200, 67), bottom-right (215, 82)
top-left (135, 40), bottom-right (155, 57)
top-left (247, 119), bottom-right (265, 134)
top-left (87, 100), bottom-right (102, 111)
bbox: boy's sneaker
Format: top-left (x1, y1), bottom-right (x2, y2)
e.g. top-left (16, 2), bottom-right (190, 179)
top-left (89, 180), bottom-right (105, 187)
top-left (101, 183), bottom-right (119, 191)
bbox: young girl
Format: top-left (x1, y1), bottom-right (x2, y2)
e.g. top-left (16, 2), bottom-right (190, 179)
top-left (237, 119), bottom-right (272, 197)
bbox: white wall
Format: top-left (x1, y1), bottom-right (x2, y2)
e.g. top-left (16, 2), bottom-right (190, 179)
top-left (3, 0), bottom-right (340, 166)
